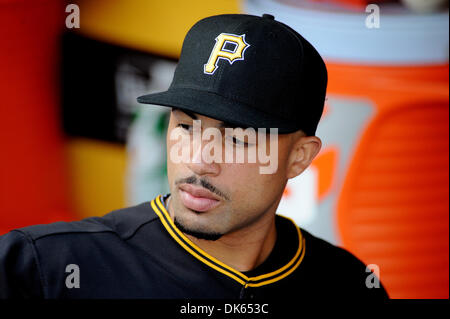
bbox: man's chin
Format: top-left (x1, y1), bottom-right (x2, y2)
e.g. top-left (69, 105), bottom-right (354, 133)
top-left (174, 218), bottom-right (223, 241)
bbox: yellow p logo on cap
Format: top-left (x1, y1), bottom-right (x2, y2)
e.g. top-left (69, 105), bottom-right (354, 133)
top-left (204, 33), bottom-right (250, 75)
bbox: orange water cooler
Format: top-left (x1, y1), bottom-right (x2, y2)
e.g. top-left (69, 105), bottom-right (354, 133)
top-left (245, 0), bottom-right (449, 298)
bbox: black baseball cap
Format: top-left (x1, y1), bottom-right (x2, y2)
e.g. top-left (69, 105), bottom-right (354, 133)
top-left (137, 13), bottom-right (327, 136)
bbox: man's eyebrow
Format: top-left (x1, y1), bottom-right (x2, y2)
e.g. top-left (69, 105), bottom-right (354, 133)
top-left (218, 121), bottom-right (240, 129)
top-left (172, 107), bottom-right (244, 129)
top-left (172, 108), bottom-right (198, 120)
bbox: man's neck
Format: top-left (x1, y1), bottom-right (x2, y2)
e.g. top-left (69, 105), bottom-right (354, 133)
top-left (166, 195), bottom-right (278, 273)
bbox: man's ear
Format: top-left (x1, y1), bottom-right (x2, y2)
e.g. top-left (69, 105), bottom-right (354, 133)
top-left (286, 135), bottom-right (322, 179)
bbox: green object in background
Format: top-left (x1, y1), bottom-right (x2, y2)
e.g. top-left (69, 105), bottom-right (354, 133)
top-left (126, 104), bottom-right (170, 205)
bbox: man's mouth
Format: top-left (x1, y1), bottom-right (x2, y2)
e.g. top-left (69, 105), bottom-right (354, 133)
top-left (178, 184), bottom-right (221, 212)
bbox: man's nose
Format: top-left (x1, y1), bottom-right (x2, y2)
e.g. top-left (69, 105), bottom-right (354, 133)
top-left (187, 139), bottom-right (221, 177)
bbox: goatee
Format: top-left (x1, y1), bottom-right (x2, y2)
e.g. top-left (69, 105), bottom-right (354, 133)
top-left (174, 218), bottom-right (223, 241)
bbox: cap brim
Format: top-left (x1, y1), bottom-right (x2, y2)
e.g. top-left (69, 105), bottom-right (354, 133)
top-left (137, 87), bottom-right (299, 134)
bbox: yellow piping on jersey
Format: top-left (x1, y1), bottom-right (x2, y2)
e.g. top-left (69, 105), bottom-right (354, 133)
top-left (151, 200), bottom-right (247, 285)
top-left (154, 197), bottom-right (248, 281)
top-left (247, 238), bottom-right (306, 287)
top-left (152, 195), bottom-right (306, 287)
top-left (246, 225), bottom-right (303, 282)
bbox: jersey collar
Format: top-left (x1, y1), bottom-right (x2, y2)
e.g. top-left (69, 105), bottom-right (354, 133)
top-left (150, 195), bottom-right (305, 287)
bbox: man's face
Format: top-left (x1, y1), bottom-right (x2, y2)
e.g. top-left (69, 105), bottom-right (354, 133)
top-left (166, 108), bottom-right (296, 240)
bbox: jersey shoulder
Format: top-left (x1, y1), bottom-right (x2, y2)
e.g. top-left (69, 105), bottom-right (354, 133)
top-left (299, 227), bottom-right (372, 275)
top-left (298, 227), bottom-right (389, 299)
top-left (300, 228), bottom-right (361, 263)
top-left (13, 201), bottom-right (159, 242)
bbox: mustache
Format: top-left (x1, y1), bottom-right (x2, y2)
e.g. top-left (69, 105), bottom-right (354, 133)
top-left (175, 176), bottom-right (230, 201)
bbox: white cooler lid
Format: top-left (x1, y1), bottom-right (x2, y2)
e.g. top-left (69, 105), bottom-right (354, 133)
top-left (243, 0), bottom-right (449, 65)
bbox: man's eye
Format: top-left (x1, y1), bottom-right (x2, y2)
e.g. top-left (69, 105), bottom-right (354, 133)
top-left (233, 137), bottom-right (247, 146)
top-left (226, 136), bottom-right (248, 146)
top-left (177, 123), bottom-right (192, 131)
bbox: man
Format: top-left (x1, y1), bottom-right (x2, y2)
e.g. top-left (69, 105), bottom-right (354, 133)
top-left (0, 13), bottom-right (388, 300)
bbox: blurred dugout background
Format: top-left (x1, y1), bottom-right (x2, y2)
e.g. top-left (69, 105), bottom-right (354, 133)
top-left (0, 0), bottom-right (448, 298)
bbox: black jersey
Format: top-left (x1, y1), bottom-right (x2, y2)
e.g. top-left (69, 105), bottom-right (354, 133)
top-left (0, 194), bottom-right (388, 300)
